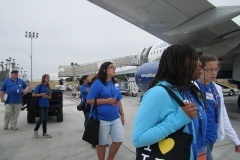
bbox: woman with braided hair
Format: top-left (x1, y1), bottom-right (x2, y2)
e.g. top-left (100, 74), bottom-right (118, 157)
top-left (132, 44), bottom-right (207, 160)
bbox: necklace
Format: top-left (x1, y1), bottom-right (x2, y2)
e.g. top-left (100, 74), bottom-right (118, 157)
top-left (108, 81), bottom-right (114, 97)
top-left (181, 89), bottom-right (204, 145)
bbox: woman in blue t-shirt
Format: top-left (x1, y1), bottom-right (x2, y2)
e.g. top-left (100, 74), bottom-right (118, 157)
top-left (87, 62), bottom-right (125, 160)
top-left (79, 75), bottom-right (91, 129)
top-left (32, 74), bottom-right (52, 138)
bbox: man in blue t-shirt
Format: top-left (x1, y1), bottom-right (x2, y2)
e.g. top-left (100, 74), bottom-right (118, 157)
top-left (0, 69), bottom-right (29, 130)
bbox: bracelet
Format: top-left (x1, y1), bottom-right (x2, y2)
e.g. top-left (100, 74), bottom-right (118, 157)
top-left (106, 99), bottom-right (107, 104)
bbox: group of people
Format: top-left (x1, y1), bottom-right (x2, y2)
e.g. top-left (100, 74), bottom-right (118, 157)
top-left (79, 44), bottom-right (240, 160)
top-left (1, 43), bottom-right (240, 160)
top-left (132, 44), bottom-right (240, 160)
top-left (0, 70), bottom-right (52, 138)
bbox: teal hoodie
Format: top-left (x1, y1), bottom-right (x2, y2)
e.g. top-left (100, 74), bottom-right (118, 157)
top-left (132, 81), bottom-right (196, 159)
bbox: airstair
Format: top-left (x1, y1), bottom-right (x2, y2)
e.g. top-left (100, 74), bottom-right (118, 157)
top-left (58, 55), bottom-right (141, 77)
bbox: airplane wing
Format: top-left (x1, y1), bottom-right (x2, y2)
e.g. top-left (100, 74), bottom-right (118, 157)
top-left (88, 0), bottom-right (240, 81)
top-left (88, 0), bottom-right (240, 47)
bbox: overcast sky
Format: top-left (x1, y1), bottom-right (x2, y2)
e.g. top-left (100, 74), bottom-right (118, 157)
top-left (0, 0), bottom-right (239, 80)
top-left (0, 0), bottom-right (160, 80)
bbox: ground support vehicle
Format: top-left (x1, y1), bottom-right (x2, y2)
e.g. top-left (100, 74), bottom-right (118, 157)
top-left (120, 79), bottom-right (138, 97)
top-left (54, 85), bottom-right (66, 91)
top-left (22, 90), bottom-right (63, 123)
top-left (72, 90), bottom-right (81, 99)
top-left (216, 82), bottom-right (239, 96)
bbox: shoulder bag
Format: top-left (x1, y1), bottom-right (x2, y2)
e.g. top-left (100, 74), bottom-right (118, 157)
top-left (30, 85), bottom-right (41, 109)
top-left (77, 102), bottom-right (86, 111)
top-left (77, 92), bottom-right (86, 111)
top-left (136, 84), bottom-right (193, 160)
top-left (82, 98), bottom-right (100, 145)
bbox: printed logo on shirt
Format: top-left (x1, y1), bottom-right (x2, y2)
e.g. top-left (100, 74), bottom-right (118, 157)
top-left (115, 83), bottom-right (120, 90)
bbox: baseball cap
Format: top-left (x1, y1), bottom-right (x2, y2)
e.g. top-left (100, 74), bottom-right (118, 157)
top-left (11, 68), bottom-right (19, 73)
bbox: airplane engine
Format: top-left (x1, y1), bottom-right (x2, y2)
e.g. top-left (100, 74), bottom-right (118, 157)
top-left (135, 61), bottom-right (159, 91)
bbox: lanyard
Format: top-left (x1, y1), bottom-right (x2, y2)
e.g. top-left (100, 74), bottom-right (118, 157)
top-left (198, 79), bottom-right (219, 124)
top-left (181, 90), bottom-right (204, 146)
top-left (15, 82), bottom-right (19, 89)
top-left (44, 85), bottom-right (49, 94)
top-left (108, 82), bottom-right (114, 97)
top-left (13, 79), bottom-right (19, 89)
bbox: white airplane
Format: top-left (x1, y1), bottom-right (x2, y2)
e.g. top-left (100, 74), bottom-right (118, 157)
top-left (88, 0), bottom-right (240, 106)
top-left (139, 41), bottom-right (171, 62)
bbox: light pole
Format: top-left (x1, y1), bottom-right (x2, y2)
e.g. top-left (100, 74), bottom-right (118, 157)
top-left (6, 57), bottom-right (12, 77)
top-left (11, 58), bottom-right (16, 70)
top-left (25, 31), bottom-right (39, 81)
top-left (20, 67), bottom-right (23, 78)
top-left (4, 64), bottom-right (7, 71)
top-left (24, 71), bottom-right (27, 81)
top-left (0, 61), bottom-right (4, 71)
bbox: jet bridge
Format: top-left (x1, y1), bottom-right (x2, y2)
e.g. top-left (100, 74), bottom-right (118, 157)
top-left (58, 55), bottom-right (140, 77)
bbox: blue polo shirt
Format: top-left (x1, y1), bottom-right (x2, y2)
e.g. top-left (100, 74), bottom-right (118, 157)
top-left (87, 79), bottom-right (122, 121)
top-left (34, 84), bottom-right (51, 107)
top-left (0, 78), bottom-right (28, 104)
top-left (80, 84), bottom-right (89, 105)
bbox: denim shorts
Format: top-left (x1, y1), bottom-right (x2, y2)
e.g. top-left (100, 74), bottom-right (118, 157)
top-left (98, 118), bottom-right (124, 145)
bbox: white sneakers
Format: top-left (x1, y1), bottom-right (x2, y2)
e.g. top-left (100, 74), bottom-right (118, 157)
top-left (11, 127), bottom-right (18, 130)
top-left (34, 131), bottom-right (39, 138)
top-left (4, 126), bottom-right (18, 130)
top-left (42, 133), bottom-right (52, 138)
top-left (34, 131), bottom-right (52, 138)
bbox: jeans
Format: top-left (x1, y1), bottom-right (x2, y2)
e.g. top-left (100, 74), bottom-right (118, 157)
top-left (83, 110), bottom-right (90, 129)
top-left (34, 107), bottom-right (48, 134)
top-left (206, 142), bottom-right (214, 160)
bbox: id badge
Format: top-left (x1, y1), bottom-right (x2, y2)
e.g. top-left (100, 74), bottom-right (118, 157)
top-left (206, 93), bottom-right (214, 100)
top-left (17, 89), bottom-right (19, 93)
top-left (197, 146), bottom-right (207, 160)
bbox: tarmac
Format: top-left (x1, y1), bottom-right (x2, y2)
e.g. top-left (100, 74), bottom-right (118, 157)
top-left (0, 94), bottom-right (240, 160)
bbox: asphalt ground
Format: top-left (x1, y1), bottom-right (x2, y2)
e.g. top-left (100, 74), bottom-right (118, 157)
top-left (0, 92), bottom-right (240, 160)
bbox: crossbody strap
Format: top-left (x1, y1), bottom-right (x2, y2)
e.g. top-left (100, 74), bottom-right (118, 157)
top-left (156, 84), bottom-right (185, 106)
top-left (38, 84), bottom-right (41, 94)
top-left (157, 84), bottom-right (187, 132)
top-left (92, 86), bottom-right (102, 119)
top-left (93, 98), bottom-right (98, 119)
